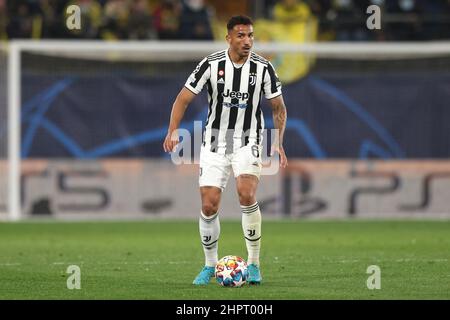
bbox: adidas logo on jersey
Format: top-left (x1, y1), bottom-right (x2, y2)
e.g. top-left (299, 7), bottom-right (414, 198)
top-left (217, 78), bottom-right (225, 84)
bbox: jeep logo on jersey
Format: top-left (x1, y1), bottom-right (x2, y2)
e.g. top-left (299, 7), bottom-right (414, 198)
top-left (222, 89), bottom-right (249, 100)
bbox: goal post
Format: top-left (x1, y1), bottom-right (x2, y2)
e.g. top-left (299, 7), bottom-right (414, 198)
top-left (0, 43), bottom-right (7, 220)
top-left (4, 40), bottom-right (450, 221)
top-left (7, 43), bottom-right (21, 221)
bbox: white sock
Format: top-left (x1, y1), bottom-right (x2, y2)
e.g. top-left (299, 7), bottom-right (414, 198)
top-left (199, 211), bottom-right (220, 267)
top-left (241, 202), bottom-right (261, 266)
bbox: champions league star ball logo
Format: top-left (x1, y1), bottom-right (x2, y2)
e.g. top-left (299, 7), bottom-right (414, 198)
top-left (215, 255), bottom-right (249, 287)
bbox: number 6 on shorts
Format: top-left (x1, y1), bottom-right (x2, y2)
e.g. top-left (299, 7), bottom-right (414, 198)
top-left (251, 145), bottom-right (260, 158)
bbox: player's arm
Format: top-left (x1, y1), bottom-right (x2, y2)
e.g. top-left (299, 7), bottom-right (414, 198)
top-left (163, 87), bottom-right (196, 153)
top-left (264, 61), bottom-right (288, 168)
top-left (164, 57), bottom-right (210, 153)
top-left (268, 95), bottom-right (288, 168)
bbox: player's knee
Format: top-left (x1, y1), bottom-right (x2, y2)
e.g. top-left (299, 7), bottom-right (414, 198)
top-left (202, 203), bottom-right (219, 216)
top-left (238, 190), bottom-right (256, 206)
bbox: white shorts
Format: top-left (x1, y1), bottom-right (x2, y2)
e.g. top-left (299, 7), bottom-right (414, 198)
top-left (199, 144), bottom-right (263, 191)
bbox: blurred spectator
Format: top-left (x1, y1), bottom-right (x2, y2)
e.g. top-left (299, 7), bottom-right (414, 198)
top-left (0, 0), bottom-right (7, 40)
top-left (307, 0), bottom-right (335, 40)
top-left (328, 0), bottom-right (369, 41)
top-left (420, 0), bottom-right (450, 40)
top-left (7, 2), bottom-right (35, 38)
top-left (385, 0), bottom-right (422, 40)
top-left (178, 0), bottom-right (214, 40)
top-left (101, 0), bottom-right (130, 39)
top-left (308, 0), bottom-right (332, 19)
top-left (0, 0), bottom-right (449, 41)
top-left (272, 0), bottom-right (313, 23)
top-left (35, 0), bottom-right (60, 38)
top-left (128, 0), bottom-right (156, 39)
top-left (153, 0), bottom-right (181, 40)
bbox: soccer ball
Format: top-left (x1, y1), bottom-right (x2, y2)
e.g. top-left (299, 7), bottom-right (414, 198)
top-left (215, 255), bottom-right (248, 287)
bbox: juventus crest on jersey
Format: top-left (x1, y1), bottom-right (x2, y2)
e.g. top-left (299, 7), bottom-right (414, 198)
top-left (185, 49), bottom-right (282, 154)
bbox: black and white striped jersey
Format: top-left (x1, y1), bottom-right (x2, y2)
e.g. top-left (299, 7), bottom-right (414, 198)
top-left (184, 49), bottom-right (282, 154)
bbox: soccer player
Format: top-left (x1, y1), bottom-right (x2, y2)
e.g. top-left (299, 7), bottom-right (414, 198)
top-left (163, 15), bottom-right (288, 285)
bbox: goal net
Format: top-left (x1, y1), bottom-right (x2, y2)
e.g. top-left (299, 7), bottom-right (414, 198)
top-left (3, 41), bottom-right (450, 220)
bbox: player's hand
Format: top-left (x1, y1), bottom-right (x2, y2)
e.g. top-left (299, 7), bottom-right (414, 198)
top-left (270, 144), bottom-right (288, 168)
top-left (163, 130), bottom-right (179, 153)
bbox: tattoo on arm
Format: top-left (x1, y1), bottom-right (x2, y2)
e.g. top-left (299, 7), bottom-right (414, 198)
top-left (272, 101), bottom-right (287, 145)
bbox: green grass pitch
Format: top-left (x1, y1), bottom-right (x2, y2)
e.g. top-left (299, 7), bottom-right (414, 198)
top-left (0, 220), bottom-right (449, 300)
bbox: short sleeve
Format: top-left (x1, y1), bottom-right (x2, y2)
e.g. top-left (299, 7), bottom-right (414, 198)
top-left (263, 61), bottom-right (282, 100)
top-left (184, 57), bottom-right (210, 95)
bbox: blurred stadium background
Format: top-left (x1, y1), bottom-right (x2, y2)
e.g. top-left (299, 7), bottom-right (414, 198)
top-left (0, 0), bottom-right (449, 301)
top-left (0, 0), bottom-right (449, 221)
